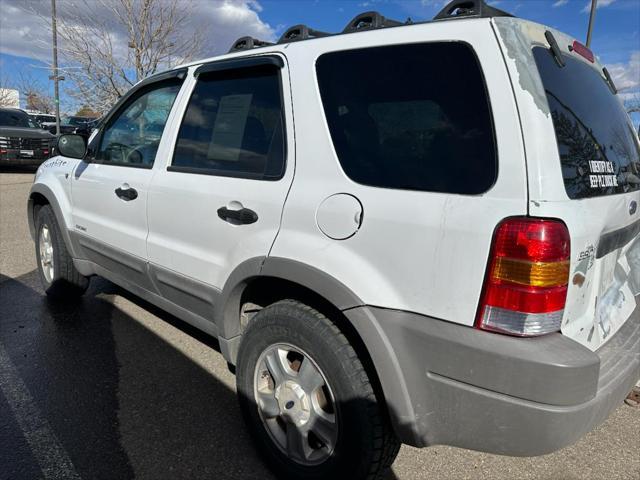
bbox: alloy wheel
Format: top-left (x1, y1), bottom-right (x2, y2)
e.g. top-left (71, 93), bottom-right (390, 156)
top-left (254, 343), bottom-right (339, 466)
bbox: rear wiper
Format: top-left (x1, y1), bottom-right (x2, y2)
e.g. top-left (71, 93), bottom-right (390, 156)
top-left (602, 67), bottom-right (618, 95)
top-left (544, 31), bottom-right (565, 68)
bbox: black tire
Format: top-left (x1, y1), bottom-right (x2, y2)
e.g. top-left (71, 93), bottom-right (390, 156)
top-left (236, 299), bottom-right (400, 480)
top-left (35, 204), bottom-right (89, 299)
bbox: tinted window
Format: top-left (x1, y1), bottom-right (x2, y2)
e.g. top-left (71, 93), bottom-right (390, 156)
top-left (97, 82), bottom-right (181, 167)
top-left (316, 42), bottom-right (496, 194)
top-left (533, 47), bottom-right (640, 198)
top-left (172, 66), bottom-right (285, 180)
top-left (0, 110), bottom-right (31, 128)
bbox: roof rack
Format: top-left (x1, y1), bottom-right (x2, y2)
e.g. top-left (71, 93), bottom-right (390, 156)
top-left (229, 1), bottom-right (515, 52)
top-left (278, 24), bottom-right (331, 43)
top-left (434, 0), bottom-right (513, 20)
top-left (342, 11), bottom-right (404, 33)
top-left (228, 36), bottom-right (274, 53)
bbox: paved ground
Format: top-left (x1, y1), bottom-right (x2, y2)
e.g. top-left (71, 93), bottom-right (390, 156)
top-left (1, 170), bottom-right (639, 480)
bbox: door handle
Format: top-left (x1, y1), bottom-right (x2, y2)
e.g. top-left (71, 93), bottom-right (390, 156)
top-left (115, 186), bottom-right (138, 201)
top-left (217, 206), bottom-right (258, 225)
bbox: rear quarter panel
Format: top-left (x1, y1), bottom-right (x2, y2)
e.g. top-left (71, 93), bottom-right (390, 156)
top-left (271, 19), bottom-right (528, 325)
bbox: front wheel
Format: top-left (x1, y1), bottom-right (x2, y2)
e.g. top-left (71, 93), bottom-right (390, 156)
top-left (35, 205), bottom-right (89, 299)
top-left (236, 300), bottom-right (400, 480)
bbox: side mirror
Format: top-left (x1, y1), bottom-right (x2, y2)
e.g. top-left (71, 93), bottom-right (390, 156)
top-left (56, 134), bottom-right (87, 160)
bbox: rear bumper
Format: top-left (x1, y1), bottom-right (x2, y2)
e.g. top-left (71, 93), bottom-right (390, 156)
top-left (345, 303), bottom-right (640, 456)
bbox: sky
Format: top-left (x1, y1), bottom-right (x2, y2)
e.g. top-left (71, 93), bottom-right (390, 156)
top-left (0, 0), bottom-right (638, 116)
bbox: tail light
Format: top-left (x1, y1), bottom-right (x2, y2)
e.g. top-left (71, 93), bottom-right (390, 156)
top-left (476, 217), bottom-right (570, 336)
top-left (570, 40), bottom-right (594, 63)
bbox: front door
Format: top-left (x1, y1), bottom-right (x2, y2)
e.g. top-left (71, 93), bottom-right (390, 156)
top-left (72, 79), bottom-right (183, 285)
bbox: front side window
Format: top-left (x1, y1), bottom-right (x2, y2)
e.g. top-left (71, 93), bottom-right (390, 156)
top-left (97, 82), bottom-right (181, 167)
top-left (316, 42), bottom-right (497, 194)
top-left (171, 65), bottom-right (285, 180)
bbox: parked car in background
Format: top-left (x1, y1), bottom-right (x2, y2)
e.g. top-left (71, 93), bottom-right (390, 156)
top-left (0, 108), bottom-right (54, 166)
top-left (41, 115), bottom-right (100, 137)
top-left (65, 115), bottom-right (95, 128)
top-left (73, 117), bottom-right (102, 140)
top-left (25, 1), bottom-right (640, 479)
top-left (40, 120), bottom-right (75, 136)
top-left (28, 112), bottom-right (56, 128)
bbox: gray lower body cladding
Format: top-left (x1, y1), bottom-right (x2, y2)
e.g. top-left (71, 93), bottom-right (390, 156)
top-left (345, 304), bottom-right (640, 455)
top-left (60, 227), bottom-right (639, 456)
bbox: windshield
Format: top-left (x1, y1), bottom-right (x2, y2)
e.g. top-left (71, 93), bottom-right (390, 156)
top-left (533, 47), bottom-right (640, 199)
top-left (0, 110), bottom-right (34, 128)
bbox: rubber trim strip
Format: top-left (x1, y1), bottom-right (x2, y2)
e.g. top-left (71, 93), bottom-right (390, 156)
top-left (596, 218), bottom-right (640, 259)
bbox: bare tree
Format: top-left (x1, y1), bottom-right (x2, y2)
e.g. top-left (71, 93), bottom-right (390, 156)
top-left (35, 0), bottom-right (203, 114)
top-left (0, 75), bottom-right (19, 107)
top-left (16, 73), bottom-right (54, 113)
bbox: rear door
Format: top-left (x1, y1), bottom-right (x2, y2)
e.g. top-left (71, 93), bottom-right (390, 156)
top-left (270, 20), bottom-right (528, 326)
top-left (493, 18), bottom-right (640, 350)
top-left (146, 55), bottom-right (294, 321)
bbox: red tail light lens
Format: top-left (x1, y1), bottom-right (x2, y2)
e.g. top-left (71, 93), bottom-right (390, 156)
top-left (476, 217), bottom-right (570, 336)
top-left (570, 40), bottom-right (594, 63)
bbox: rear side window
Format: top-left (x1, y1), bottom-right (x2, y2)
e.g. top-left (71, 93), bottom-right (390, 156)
top-left (316, 42), bottom-right (497, 194)
top-left (533, 47), bottom-right (640, 199)
top-left (171, 65), bottom-right (285, 180)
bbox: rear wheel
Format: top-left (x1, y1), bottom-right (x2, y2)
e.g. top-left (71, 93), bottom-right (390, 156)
top-left (35, 205), bottom-right (89, 299)
top-left (236, 300), bottom-right (400, 480)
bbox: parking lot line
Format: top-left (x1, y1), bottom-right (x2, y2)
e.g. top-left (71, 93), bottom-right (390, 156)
top-left (0, 342), bottom-right (81, 480)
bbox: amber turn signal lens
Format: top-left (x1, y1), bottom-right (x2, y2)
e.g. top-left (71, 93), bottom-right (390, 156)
top-left (492, 258), bottom-right (570, 288)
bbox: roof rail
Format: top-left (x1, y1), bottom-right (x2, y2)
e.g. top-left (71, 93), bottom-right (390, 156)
top-left (278, 24), bottom-right (331, 43)
top-left (342, 11), bottom-right (403, 33)
top-left (433, 0), bottom-right (513, 21)
top-left (228, 36), bottom-right (274, 53)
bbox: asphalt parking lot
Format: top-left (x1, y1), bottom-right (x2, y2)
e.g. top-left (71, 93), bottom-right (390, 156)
top-left (1, 170), bottom-right (639, 480)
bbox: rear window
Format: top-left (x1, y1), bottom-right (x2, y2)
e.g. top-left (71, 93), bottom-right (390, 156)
top-left (533, 47), bottom-right (640, 199)
top-left (316, 42), bottom-right (497, 194)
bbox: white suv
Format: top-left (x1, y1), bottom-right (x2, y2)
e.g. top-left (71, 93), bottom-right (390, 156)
top-left (27, 1), bottom-right (640, 478)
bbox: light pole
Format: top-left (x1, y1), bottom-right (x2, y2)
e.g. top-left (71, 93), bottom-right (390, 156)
top-left (586, 0), bottom-right (598, 48)
top-left (50, 0), bottom-right (62, 136)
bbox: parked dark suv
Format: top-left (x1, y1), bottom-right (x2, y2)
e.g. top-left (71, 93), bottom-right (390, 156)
top-left (0, 108), bottom-right (55, 166)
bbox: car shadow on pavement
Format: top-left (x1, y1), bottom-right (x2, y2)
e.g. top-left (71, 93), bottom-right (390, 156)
top-left (0, 271), bottom-right (401, 480)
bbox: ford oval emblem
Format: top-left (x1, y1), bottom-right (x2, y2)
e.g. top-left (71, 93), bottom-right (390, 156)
top-left (630, 201), bottom-right (638, 215)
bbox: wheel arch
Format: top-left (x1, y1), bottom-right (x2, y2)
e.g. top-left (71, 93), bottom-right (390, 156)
top-left (216, 257), bottom-right (365, 343)
top-left (28, 183), bottom-right (80, 258)
top-left (217, 257), bottom-right (416, 444)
